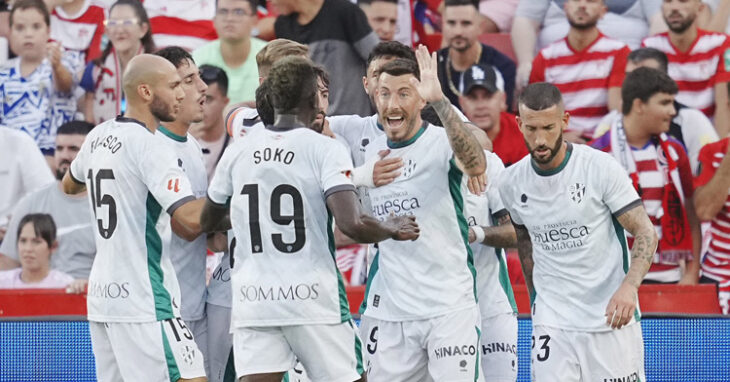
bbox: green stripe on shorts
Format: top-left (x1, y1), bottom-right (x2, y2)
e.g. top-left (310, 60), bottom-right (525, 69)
top-left (348, 320), bottom-right (365, 375)
top-left (161, 324), bottom-right (181, 382)
top-left (475, 326), bottom-right (481, 382)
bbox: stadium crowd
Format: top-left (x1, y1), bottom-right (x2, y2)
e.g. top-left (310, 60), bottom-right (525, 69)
top-left (1, 0), bottom-right (730, 381)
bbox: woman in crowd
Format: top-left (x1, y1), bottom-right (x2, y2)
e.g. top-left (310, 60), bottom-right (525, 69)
top-left (80, 0), bottom-right (154, 124)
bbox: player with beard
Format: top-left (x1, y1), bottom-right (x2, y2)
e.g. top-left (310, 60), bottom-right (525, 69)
top-left (642, 0), bottom-right (730, 136)
top-left (360, 47), bottom-right (487, 381)
top-left (155, 46), bottom-right (213, 377)
top-left (529, 0), bottom-right (628, 142)
top-left (62, 54), bottom-right (207, 382)
top-left (498, 83), bottom-right (657, 382)
top-left (201, 56), bottom-right (420, 382)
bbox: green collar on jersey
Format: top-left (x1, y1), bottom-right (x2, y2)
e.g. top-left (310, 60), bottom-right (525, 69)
top-left (387, 122), bottom-right (428, 149)
top-left (531, 142), bottom-right (573, 176)
top-left (157, 126), bottom-right (187, 142)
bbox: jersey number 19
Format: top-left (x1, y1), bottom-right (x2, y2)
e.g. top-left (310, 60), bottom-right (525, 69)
top-left (241, 183), bottom-right (306, 254)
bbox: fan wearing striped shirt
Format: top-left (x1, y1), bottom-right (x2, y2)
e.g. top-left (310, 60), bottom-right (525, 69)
top-left (591, 67), bottom-right (702, 285)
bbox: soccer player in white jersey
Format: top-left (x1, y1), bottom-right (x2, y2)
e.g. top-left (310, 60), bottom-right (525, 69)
top-left (498, 82), bottom-right (658, 382)
top-left (200, 56), bottom-right (420, 382)
top-left (360, 46), bottom-right (487, 381)
top-left (155, 46), bottom-right (212, 377)
top-left (61, 54), bottom-right (207, 382)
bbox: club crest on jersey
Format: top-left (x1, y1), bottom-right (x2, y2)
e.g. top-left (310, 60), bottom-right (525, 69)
top-left (401, 159), bottom-right (417, 179)
top-left (180, 345), bottom-right (197, 366)
top-left (168, 178), bottom-right (181, 192)
top-left (568, 183), bottom-right (585, 204)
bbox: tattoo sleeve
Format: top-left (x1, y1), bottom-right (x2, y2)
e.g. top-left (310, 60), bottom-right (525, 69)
top-left (513, 222), bottom-right (536, 301)
top-left (430, 98), bottom-right (486, 176)
top-left (615, 204), bottom-right (658, 288)
top-left (481, 213), bottom-right (517, 248)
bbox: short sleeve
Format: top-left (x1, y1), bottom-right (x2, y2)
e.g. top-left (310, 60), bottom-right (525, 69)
top-left (69, 134), bottom-right (91, 185)
top-left (139, 136), bottom-right (195, 214)
top-left (320, 139), bottom-right (356, 198)
top-left (529, 53), bottom-right (546, 84)
top-left (608, 46), bottom-right (630, 87)
top-left (599, 154), bottom-right (642, 216)
top-left (343, 3), bottom-right (378, 60)
top-left (207, 143), bottom-right (239, 205)
top-left (695, 141), bottom-right (723, 188)
top-left (497, 171), bottom-right (523, 225)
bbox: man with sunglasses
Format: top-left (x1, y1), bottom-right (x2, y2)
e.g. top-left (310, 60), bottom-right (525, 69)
top-left (193, 0), bottom-right (265, 105)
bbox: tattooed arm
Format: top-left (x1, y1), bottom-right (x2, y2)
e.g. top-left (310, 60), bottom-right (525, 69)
top-left (605, 204), bottom-right (658, 329)
top-left (513, 222), bottom-right (536, 303)
top-left (469, 213), bottom-right (517, 248)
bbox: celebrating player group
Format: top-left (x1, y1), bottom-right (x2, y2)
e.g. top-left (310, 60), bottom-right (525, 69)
top-left (62, 39), bottom-right (657, 382)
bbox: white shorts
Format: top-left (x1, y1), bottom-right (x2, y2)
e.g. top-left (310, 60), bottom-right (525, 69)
top-left (206, 303), bottom-right (235, 382)
top-left (531, 324), bottom-right (645, 382)
top-left (364, 306), bottom-right (483, 382)
top-left (232, 320), bottom-right (364, 382)
top-left (187, 316), bottom-right (208, 377)
top-left (480, 313), bottom-right (518, 382)
top-left (89, 318), bottom-right (206, 382)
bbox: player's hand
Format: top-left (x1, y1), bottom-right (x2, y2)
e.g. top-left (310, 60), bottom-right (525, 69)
top-left (467, 173), bottom-right (487, 195)
top-left (320, 119), bottom-right (336, 139)
top-left (373, 149), bottom-right (403, 187)
top-left (605, 281), bottom-right (638, 329)
top-left (411, 45), bottom-right (444, 104)
top-left (386, 215), bottom-right (420, 241)
top-left (47, 41), bottom-right (63, 70)
top-left (66, 279), bottom-right (88, 294)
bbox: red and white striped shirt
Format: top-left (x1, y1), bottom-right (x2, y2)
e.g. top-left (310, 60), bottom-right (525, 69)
top-left (696, 137), bottom-right (730, 293)
top-left (642, 30), bottom-right (730, 118)
top-left (529, 33), bottom-right (629, 136)
top-left (50, 0), bottom-right (106, 63)
top-left (142, 0), bottom-right (217, 51)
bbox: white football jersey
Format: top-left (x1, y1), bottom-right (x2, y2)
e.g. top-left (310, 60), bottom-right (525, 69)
top-left (361, 124), bottom-right (477, 321)
top-left (208, 126), bottom-right (355, 327)
top-left (329, 114), bottom-right (382, 168)
top-left (498, 143), bottom-right (642, 331)
top-left (69, 117), bottom-right (195, 323)
top-left (464, 151), bottom-right (518, 318)
top-left (226, 106), bottom-right (263, 141)
top-left (155, 127), bottom-right (209, 322)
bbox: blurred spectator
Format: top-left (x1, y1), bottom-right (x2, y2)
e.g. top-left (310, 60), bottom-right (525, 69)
top-left (47, 0), bottom-right (106, 64)
top-left (458, 64), bottom-right (527, 166)
top-left (0, 0), bottom-right (77, 156)
top-left (479, 0), bottom-right (520, 33)
top-left (529, 0), bottom-right (629, 142)
top-left (274, 0), bottom-right (379, 116)
top-left (360, 0), bottom-right (398, 41)
top-left (80, 0), bottom-right (155, 124)
top-left (0, 128), bottom-right (54, 246)
top-left (0, 121), bottom-right (96, 279)
top-left (0, 213), bottom-right (74, 289)
top-left (701, 0), bottom-right (730, 33)
top-left (694, 130), bottom-right (730, 314)
top-left (512, 0), bottom-right (665, 90)
top-left (593, 47), bottom-right (719, 174)
top-left (642, 0), bottom-right (730, 136)
top-left (592, 67), bottom-right (701, 285)
top-left (193, 0), bottom-right (265, 105)
top-left (437, 0), bottom-right (516, 111)
top-left (143, 0), bottom-right (217, 51)
top-left (190, 64), bottom-right (230, 182)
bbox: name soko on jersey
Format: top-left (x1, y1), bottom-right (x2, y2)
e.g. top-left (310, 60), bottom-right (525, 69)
top-left (89, 134), bottom-right (122, 154)
top-left (253, 147), bottom-right (295, 165)
top-left (239, 283), bottom-right (320, 302)
top-left (531, 220), bottom-right (590, 252)
top-left (87, 281), bottom-right (130, 299)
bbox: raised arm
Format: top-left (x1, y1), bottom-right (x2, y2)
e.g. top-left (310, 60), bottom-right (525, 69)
top-left (413, 45), bottom-right (486, 176)
top-left (513, 222), bottom-right (535, 303)
top-left (606, 204), bottom-right (658, 329)
top-left (327, 189), bottom-right (419, 243)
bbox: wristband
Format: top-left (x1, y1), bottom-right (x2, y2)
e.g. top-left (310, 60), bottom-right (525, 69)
top-left (351, 159), bottom-right (376, 188)
top-left (472, 226), bottom-right (485, 244)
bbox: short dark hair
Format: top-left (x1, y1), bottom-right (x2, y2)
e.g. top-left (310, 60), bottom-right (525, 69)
top-left (256, 80), bottom-right (274, 126)
top-left (443, 0), bottom-right (478, 9)
top-left (366, 41), bottom-right (417, 70)
top-left (216, 0), bottom-right (257, 15)
top-left (266, 56), bottom-right (318, 114)
top-left (621, 67), bottom-right (678, 115)
top-left (9, 0), bottom-right (50, 27)
top-left (628, 48), bottom-right (669, 74)
top-left (200, 65), bottom-right (229, 96)
top-left (519, 82), bottom-right (563, 111)
top-left (155, 46), bottom-right (194, 69)
top-left (57, 121), bottom-right (94, 136)
top-left (379, 58), bottom-right (420, 80)
top-left (17, 213), bottom-right (57, 249)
